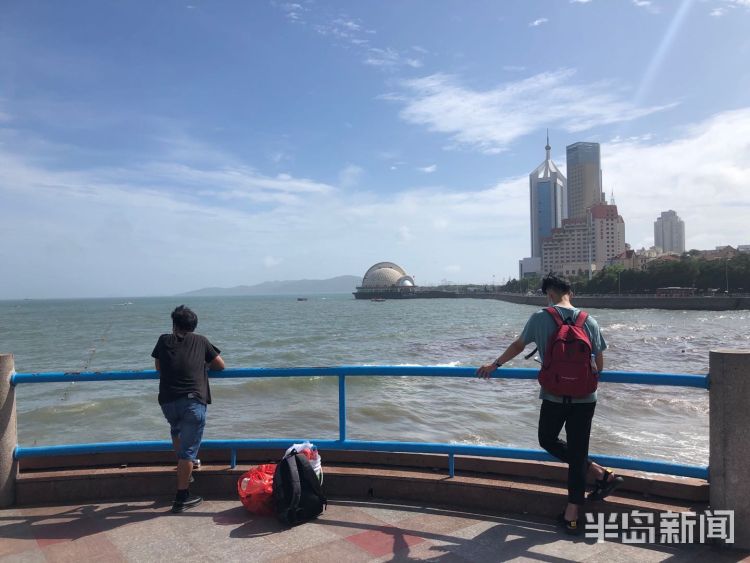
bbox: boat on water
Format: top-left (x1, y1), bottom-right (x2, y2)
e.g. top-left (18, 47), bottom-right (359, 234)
top-left (370, 297), bottom-right (386, 302)
top-left (297, 297), bottom-right (308, 301)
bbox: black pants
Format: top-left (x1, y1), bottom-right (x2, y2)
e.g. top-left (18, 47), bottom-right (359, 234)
top-left (538, 400), bottom-right (596, 505)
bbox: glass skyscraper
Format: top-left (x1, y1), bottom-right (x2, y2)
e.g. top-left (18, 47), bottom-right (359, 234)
top-left (529, 135), bottom-right (567, 258)
top-left (566, 142), bottom-right (603, 219)
top-left (654, 210), bottom-right (686, 253)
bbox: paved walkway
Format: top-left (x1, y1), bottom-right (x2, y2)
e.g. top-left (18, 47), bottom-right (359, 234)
top-left (1, 499), bottom-right (747, 562)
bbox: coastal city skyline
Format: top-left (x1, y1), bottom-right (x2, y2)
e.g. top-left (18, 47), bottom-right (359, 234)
top-left (1, 1), bottom-right (750, 298)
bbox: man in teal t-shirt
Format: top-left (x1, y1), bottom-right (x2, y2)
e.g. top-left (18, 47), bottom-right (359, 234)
top-left (477, 274), bottom-right (623, 534)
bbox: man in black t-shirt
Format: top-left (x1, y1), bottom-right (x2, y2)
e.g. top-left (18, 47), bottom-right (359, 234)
top-left (152, 305), bottom-right (224, 513)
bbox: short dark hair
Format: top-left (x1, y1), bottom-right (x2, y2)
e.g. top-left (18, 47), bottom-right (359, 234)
top-left (171, 305), bottom-right (198, 332)
top-left (541, 273), bottom-right (572, 295)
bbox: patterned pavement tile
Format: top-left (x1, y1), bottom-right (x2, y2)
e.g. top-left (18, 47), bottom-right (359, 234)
top-left (311, 504), bottom-right (394, 538)
top-left (41, 533), bottom-right (125, 563)
top-left (395, 511), bottom-right (482, 537)
top-left (0, 550), bottom-right (47, 563)
top-left (2, 500), bottom-right (748, 563)
top-left (268, 536), bottom-right (374, 563)
top-left (345, 526), bottom-right (426, 558)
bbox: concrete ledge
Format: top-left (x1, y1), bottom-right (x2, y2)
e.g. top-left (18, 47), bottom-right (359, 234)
top-left (18, 450), bottom-right (708, 503)
top-left (16, 464), bottom-right (706, 519)
top-left (15, 459), bottom-right (708, 522)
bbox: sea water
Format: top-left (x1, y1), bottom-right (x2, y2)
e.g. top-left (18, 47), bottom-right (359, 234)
top-left (3, 295), bottom-right (748, 467)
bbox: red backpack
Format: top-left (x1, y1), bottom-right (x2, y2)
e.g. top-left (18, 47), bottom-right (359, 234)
top-left (537, 307), bottom-right (597, 398)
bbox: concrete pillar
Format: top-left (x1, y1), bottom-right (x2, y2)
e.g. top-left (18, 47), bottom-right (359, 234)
top-left (709, 349), bottom-right (750, 549)
top-left (0, 354), bottom-right (17, 507)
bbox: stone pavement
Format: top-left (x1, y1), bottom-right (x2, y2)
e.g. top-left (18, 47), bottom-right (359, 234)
top-left (0, 499), bottom-right (748, 562)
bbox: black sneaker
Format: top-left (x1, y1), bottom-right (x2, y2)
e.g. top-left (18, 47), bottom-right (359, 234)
top-left (171, 494), bottom-right (202, 513)
top-left (588, 469), bottom-right (624, 502)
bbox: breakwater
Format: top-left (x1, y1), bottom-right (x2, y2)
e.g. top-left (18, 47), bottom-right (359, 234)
top-left (354, 289), bottom-right (750, 310)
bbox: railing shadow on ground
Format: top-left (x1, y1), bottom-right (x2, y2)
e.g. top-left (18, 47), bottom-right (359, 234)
top-left (1, 499), bottom-right (745, 562)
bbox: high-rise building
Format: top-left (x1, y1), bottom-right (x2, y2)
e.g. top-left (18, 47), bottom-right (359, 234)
top-left (529, 133), bottom-right (567, 258)
top-left (654, 210), bottom-right (685, 254)
top-left (541, 202), bottom-right (625, 277)
top-left (591, 203), bottom-right (626, 266)
top-left (541, 217), bottom-right (591, 277)
top-left (566, 142), bottom-right (604, 219)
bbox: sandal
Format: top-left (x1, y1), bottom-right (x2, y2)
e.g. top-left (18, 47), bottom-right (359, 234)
top-left (587, 468), bottom-right (624, 501)
top-left (557, 511), bottom-right (581, 535)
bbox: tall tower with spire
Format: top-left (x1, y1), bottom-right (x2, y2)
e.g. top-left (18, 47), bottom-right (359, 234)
top-left (529, 131), bottom-right (567, 259)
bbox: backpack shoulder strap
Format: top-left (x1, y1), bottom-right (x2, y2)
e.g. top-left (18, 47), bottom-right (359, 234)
top-left (295, 454), bottom-right (327, 504)
top-left (574, 310), bottom-right (589, 328)
top-left (544, 306), bottom-right (563, 327)
top-left (285, 453), bottom-right (302, 522)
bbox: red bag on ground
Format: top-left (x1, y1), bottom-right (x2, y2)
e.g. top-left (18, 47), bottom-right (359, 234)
top-left (237, 463), bottom-right (277, 516)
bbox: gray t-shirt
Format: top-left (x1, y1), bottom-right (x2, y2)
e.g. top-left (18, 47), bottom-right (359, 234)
top-left (519, 305), bottom-right (607, 403)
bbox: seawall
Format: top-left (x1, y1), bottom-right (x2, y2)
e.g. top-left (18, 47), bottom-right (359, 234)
top-left (354, 290), bottom-right (750, 310)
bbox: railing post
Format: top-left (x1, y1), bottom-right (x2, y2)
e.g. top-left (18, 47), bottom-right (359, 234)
top-left (339, 374), bottom-right (346, 442)
top-left (0, 354), bottom-right (18, 508)
top-left (709, 349), bottom-right (750, 549)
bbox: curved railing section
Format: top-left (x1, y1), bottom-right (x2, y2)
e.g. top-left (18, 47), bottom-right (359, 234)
top-left (11, 366), bottom-right (710, 480)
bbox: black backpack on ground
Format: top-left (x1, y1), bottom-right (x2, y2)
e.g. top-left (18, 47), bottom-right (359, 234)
top-left (273, 450), bottom-right (327, 525)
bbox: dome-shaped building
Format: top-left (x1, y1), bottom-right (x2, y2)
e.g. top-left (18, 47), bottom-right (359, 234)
top-left (355, 262), bottom-right (416, 299)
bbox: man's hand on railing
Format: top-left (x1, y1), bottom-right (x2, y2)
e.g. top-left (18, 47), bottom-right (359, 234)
top-left (476, 362), bottom-right (500, 379)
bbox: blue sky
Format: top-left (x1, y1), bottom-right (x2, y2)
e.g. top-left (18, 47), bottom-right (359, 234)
top-left (1, 0), bottom-right (749, 298)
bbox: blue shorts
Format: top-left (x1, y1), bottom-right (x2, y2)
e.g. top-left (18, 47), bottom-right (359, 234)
top-left (161, 397), bottom-right (207, 461)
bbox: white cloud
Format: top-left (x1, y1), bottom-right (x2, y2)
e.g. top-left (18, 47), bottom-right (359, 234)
top-left (632, 0), bottom-right (660, 13)
top-left (385, 70), bottom-right (677, 154)
top-left (273, 6), bottom-right (423, 72)
top-left (570, 0), bottom-right (593, 3)
top-left (263, 256), bottom-right (283, 268)
top-left (433, 218), bottom-right (449, 230)
top-left (398, 226), bottom-right (414, 242)
top-left (365, 47), bottom-right (422, 69)
top-left (332, 17), bottom-right (361, 32)
top-left (603, 108), bottom-right (750, 250)
top-left (417, 164), bottom-right (437, 173)
top-left (269, 150), bottom-right (290, 164)
top-left (610, 133), bottom-right (654, 143)
top-left (529, 18), bottom-right (549, 27)
top-left (338, 164), bottom-right (363, 188)
top-left (710, 0), bottom-right (750, 16)
top-left (2, 109), bottom-right (750, 297)
top-left (274, 2), bottom-right (307, 22)
top-left (143, 164), bottom-right (334, 204)
top-left (314, 17), bottom-right (371, 40)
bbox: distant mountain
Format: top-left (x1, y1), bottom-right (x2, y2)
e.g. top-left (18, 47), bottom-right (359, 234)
top-left (178, 275), bottom-right (362, 297)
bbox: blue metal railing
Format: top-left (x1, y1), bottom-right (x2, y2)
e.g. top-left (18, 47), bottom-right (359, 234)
top-left (11, 366), bottom-right (710, 479)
